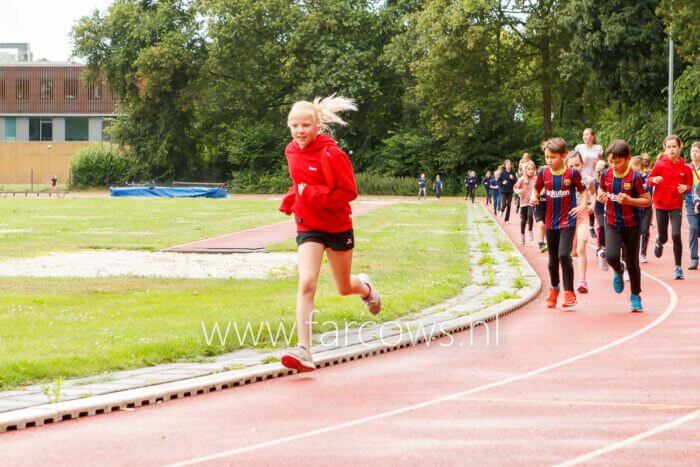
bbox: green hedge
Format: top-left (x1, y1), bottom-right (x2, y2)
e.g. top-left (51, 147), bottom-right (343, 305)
top-left (70, 146), bottom-right (135, 188)
top-left (231, 171), bottom-right (489, 197)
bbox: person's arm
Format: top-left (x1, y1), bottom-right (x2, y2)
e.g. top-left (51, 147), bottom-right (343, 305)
top-left (530, 171), bottom-right (544, 205)
top-left (279, 185), bottom-right (296, 215)
top-left (647, 163), bottom-right (662, 186)
top-left (678, 166), bottom-right (693, 194)
top-left (301, 147), bottom-right (358, 209)
top-left (513, 177), bottom-right (524, 194)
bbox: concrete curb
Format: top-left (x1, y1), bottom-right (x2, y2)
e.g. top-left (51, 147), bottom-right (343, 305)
top-left (0, 203), bottom-right (541, 433)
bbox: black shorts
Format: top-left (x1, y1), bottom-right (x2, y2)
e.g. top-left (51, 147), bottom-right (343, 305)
top-left (534, 197), bottom-right (547, 222)
top-left (296, 229), bottom-right (354, 251)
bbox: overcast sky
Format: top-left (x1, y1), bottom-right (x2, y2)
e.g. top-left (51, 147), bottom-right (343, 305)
top-left (1, 0), bottom-right (114, 62)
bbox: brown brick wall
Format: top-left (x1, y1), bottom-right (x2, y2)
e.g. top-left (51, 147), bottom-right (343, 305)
top-left (0, 66), bottom-right (116, 115)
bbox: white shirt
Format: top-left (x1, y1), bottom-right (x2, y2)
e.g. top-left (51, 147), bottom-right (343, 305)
top-left (575, 143), bottom-right (603, 178)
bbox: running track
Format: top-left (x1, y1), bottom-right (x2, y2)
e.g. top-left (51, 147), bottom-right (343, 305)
top-left (0, 200), bottom-right (698, 465)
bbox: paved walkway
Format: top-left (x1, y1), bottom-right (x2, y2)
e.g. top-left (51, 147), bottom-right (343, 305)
top-left (162, 201), bottom-right (393, 253)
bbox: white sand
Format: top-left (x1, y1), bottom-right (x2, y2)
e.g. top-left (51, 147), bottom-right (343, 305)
top-left (0, 250), bottom-right (297, 279)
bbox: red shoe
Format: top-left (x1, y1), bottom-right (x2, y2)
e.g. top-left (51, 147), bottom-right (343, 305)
top-left (577, 280), bottom-right (588, 293)
top-left (562, 291), bottom-right (577, 307)
top-left (545, 288), bottom-right (559, 308)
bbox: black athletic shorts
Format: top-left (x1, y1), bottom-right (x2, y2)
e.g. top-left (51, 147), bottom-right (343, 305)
top-left (534, 196), bottom-right (547, 222)
top-left (296, 229), bottom-right (354, 251)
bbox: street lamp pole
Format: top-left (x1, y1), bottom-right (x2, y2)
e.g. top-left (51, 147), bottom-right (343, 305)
top-left (667, 8), bottom-right (674, 135)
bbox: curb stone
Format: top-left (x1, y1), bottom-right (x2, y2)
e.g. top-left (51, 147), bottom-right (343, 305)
top-left (0, 203), bottom-right (541, 432)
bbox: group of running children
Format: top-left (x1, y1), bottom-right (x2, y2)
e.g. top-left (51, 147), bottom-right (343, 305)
top-left (275, 94), bottom-right (699, 372)
top-left (481, 129), bottom-right (700, 314)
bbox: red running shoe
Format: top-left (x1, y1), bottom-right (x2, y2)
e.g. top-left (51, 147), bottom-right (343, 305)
top-left (545, 288), bottom-right (559, 308)
top-left (562, 291), bottom-right (577, 307)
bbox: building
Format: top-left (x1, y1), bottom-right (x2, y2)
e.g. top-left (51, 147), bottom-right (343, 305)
top-left (0, 63), bottom-right (116, 142)
top-left (0, 44), bottom-right (118, 184)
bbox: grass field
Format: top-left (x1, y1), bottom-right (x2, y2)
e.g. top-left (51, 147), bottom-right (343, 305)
top-left (0, 199), bottom-right (470, 389)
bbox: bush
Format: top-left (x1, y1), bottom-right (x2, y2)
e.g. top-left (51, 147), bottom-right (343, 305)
top-left (70, 146), bottom-right (135, 188)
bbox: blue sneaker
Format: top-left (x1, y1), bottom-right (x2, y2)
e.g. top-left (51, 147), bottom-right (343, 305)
top-left (674, 266), bottom-right (684, 280)
top-left (613, 262), bottom-right (626, 294)
top-left (630, 294), bottom-right (643, 313)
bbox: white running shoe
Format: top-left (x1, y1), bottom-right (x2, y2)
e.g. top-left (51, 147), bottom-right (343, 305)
top-left (597, 248), bottom-right (609, 271)
top-left (281, 345), bottom-right (315, 372)
top-left (640, 254), bottom-right (648, 264)
top-left (358, 273), bottom-right (382, 315)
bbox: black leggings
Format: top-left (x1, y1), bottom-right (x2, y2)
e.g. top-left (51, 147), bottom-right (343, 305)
top-left (594, 210), bottom-right (606, 249)
top-left (501, 192), bottom-right (513, 221)
top-left (520, 205), bottom-right (534, 235)
top-left (466, 186), bottom-right (476, 203)
top-left (605, 224), bottom-right (641, 295)
top-left (639, 207), bottom-right (652, 256)
top-left (546, 227), bottom-right (575, 291)
top-left (656, 209), bottom-right (683, 266)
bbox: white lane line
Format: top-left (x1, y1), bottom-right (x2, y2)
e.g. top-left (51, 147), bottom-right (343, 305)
top-left (164, 206), bottom-right (678, 467)
top-left (556, 408), bottom-right (700, 466)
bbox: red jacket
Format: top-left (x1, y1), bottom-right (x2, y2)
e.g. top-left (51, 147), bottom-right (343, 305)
top-left (648, 154), bottom-right (694, 210)
top-left (279, 134), bottom-right (358, 232)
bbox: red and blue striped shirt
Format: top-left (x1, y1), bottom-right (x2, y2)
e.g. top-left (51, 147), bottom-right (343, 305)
top-left (599, 167), bottom-right (645, 228)
top-left (535, 166), bottom-right (585, 230)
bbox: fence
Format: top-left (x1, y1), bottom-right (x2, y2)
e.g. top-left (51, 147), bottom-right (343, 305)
top-left (0, 141), bottom-right (97, 184)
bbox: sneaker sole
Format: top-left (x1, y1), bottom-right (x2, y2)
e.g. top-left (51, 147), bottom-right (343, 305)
top-left (562, 301), bottom-right (577, 307)
top-left (630, 309), bottom-right (644, 313)
top-left (281, 355), bottom-right (315, 372)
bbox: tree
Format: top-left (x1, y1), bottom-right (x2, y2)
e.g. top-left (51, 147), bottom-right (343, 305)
top-left (72, 0), bottom-right (206, 180)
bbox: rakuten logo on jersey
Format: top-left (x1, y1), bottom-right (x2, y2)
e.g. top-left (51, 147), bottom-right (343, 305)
top-left (546, 190), bottom-right (569, 198)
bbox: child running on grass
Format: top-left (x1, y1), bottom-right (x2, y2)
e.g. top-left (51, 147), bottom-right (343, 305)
top-left (531, 137), bottom-right (587, 308)
top-left (630, 155), bottom-right (653, 263)
top-left (566, 151), bottom-right (594, 293)
top-left (278, 95), bottom-right (381, 372)
top-left (514, 160), bottom-right (537, 245)
top-left (597, 140), bottom-right (652, 312)
top-left (433, 175), bottom-right (443, 199)
top-left (647, 135), bottom-right (693, 279)
top-left (418, 173), bottom-right (428, 200)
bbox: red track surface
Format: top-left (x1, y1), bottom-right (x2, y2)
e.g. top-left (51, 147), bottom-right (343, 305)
top-left (1, 201), bottom-right (698, 466)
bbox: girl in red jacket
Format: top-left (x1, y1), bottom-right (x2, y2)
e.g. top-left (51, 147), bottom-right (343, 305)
top-left (648, 135), bottom-right (694, 279)
top-left (279, 95), bottom-right (381, 372)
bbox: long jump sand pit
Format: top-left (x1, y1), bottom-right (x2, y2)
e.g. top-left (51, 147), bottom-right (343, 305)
top-left (0, 250), bottom-right (297, 279)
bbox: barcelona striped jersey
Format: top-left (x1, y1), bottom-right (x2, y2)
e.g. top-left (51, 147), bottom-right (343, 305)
top-left (535, 166), bottom-right (585, 230)
top-left (599, 167), bottom-right (645, 228)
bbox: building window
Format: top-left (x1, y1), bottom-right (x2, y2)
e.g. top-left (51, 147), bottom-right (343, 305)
top-left (16, 79), bottom-right (29, 99)
top-left (64, 78), bottom-right (79, 100)
top-left (88, 82), bottom-right (102, 100)
top-left (29, 117), bottom-right (53, 141)
top-left (66, 117), bottom-right (89, 141)
top-left (41, 79), bottom-right (53, 100)
top-left (5, 117), bottom-right (16, 141)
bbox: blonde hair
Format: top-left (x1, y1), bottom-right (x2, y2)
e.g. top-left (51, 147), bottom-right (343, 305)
top-left (630, 155), bottom-right (643, 168)
top-left (287, 94), bottom-right (357, 133)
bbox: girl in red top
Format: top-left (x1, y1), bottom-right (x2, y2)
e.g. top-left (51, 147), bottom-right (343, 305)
top-left (647, 135), bottom-right (694, 279)
top-left (279, 95), bottom-right (381, 372)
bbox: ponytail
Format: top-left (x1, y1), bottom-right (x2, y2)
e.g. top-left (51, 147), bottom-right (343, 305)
top-left (288, 94), bottom-right (357, 133)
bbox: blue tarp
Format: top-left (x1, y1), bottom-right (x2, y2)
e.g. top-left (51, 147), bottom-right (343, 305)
top-left (109, 186), bottom-right (229, 198)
